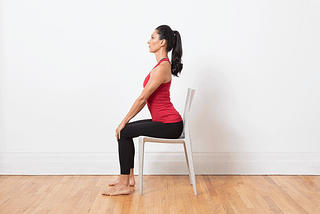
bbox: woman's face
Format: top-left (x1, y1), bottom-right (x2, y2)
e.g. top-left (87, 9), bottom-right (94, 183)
top-left (148, 30), bottom-right (163, 53)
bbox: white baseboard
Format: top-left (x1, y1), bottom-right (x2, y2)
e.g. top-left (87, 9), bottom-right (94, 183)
top-left (0, 152), bottom-right (319, 175)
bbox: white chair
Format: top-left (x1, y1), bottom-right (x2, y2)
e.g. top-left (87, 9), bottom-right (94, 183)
top-left (138, 88), bottom-right (197, 196)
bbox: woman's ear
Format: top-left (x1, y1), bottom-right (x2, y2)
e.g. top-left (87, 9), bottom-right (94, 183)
top-left (160, 39), bottom-right (167, 48)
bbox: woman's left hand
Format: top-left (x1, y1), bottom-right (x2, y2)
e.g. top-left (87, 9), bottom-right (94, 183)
top-left (115, 122), bottom-right (126, 140)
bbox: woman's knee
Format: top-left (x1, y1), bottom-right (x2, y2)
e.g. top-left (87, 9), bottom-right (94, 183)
top-left (118, 127), bottom-right (135, 143)
top-left (119, 126), bottom-right (130, 140)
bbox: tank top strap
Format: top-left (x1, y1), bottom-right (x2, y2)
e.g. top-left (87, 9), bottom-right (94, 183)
top-left (153, 58), bottom-right (170, 69)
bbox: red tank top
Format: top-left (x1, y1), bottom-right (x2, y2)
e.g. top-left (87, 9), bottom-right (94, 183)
top-left (143, 58), bottom-right (182, 123)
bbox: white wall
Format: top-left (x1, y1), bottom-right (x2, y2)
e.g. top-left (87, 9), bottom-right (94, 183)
top-left (1, 0), bottom-right (320, 175)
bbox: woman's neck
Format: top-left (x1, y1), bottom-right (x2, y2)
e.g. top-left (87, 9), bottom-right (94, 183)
top-left (155, 49), bottom-right (168, 62)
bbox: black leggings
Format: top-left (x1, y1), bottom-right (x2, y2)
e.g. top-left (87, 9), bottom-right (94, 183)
top-left (118, 119), bottom-right (183, 174)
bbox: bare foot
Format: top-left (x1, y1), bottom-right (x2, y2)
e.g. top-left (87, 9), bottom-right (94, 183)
top-left (102, 185), bottom-right (131, 196)
top-left (108, 176), bottom-right (135, 186)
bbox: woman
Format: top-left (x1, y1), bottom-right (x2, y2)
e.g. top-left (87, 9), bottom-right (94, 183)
top-left (102, 25), bottom-right (184, 196)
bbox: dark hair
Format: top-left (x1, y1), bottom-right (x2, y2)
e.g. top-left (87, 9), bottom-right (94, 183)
top-left (155, 25), bottom-right (183, 77)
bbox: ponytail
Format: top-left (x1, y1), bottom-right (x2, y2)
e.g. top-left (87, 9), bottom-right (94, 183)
top-left (171, 30), bottom-right (183, 77)
top-left (155, 25), bottom-right (183, 77)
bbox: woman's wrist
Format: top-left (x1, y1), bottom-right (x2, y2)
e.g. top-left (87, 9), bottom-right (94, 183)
top-left (120, 120), bottom-right (128, 126)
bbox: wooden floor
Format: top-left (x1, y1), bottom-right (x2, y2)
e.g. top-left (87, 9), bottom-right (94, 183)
top-left (0, 175), bottom-right (320, 214)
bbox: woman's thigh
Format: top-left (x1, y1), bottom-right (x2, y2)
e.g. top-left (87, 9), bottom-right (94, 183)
top-left (120, 119), bottom-right (182, 140)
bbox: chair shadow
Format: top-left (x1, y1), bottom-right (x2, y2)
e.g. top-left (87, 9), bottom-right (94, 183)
top-left (190, 70), bottom-right (244, 174)
top-left (0, 6), bottom-right (4, 174)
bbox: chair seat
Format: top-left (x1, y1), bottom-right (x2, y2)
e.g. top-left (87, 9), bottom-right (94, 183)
top-left (139, 135), bottom-right (185, 144)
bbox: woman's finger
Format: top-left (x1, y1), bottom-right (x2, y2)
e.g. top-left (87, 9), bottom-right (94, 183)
top-left (115, 130), bottom-right (120, 140)
top-left (115, 129), bottom-right (118, 140)
top-left (115, 122), bottom-right (125, 140)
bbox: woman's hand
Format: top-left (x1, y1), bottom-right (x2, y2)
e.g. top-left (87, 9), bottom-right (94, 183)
top-left (113, 63), bottom-right (169, 139)
top-left (115, 122), bottom-right (126, 140)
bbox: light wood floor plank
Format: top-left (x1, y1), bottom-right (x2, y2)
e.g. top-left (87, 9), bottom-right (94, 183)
top-left (137, 177), bottom-right (147, 214)
top-left (272, 176), bottom-right (319, 214)
top-left (1, 176), bottom-right (38, 214)
top-left (266, 176), bottom-right (309, 214)
top-left (173, 175), bottom-right (186, 214)
top-left (192, 175), bottom-right (214, 214)
top-left (167, 175), bottom-right (178, 214)
top-left (126, 179), bottom-right (140, 214)
top-left (224, 176), bottom-right (253, 214)
top-left (238, 177), bottom-right (269, 214)
top-left (210, 176), bottom-right (236, 214)
top-left (160, 175), bottom-right (169, 214)
top-left (286, 176), bottom-right (320, 208)
top-left (243, 176), bottom-right (283, 214)
top-left (1, 175), bottom-right (320, 214)
top-left (178, 175), bottom-right (197, 214)
top-left (196, 176), bottom-right (218, 213)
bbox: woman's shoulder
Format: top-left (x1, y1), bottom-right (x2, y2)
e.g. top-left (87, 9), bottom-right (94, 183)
top-left (150, 62), bottom-right (172, 83)
top-left (151, 61), bottom-right (171, 75)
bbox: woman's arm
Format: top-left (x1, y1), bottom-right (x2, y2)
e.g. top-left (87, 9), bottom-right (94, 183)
top-left (115, 64), bottom-right (170, 140)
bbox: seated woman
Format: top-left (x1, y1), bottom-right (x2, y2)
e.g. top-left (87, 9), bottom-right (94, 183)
top-left (102, 25), bottom-right (184, 196)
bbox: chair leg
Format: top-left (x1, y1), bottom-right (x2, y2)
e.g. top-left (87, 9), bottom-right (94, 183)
top-left (139, 137), bottom-right (145, 195)
top-left (185, 136), bottom-right (197, 196)
top-left (183, 142), bottom-right (192, 185)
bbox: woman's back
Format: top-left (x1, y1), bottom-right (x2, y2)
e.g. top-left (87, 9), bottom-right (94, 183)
top-left (143, 58), bottom-right (182, 123)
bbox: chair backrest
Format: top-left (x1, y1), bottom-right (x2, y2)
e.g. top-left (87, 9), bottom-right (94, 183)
top-left (180, 88), bottom-right (196, 138)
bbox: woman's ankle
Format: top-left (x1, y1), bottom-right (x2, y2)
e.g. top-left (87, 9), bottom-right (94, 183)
top-left (119, 175), bottom-right (130, 186)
